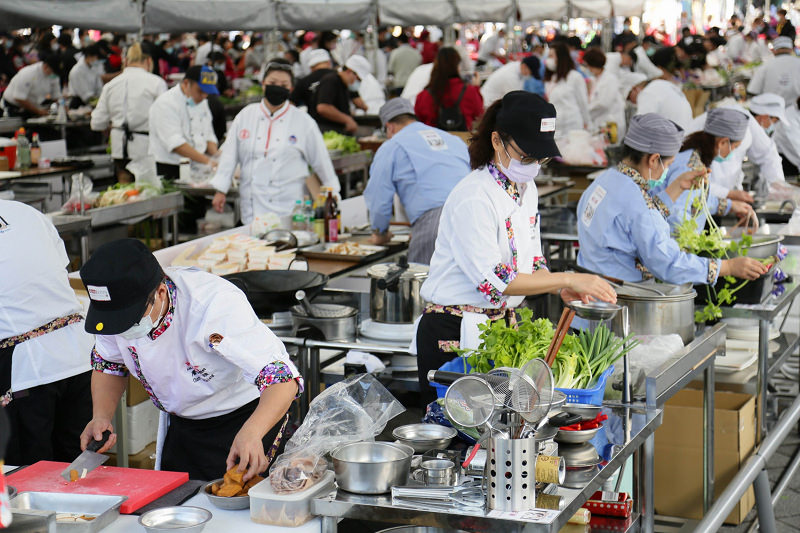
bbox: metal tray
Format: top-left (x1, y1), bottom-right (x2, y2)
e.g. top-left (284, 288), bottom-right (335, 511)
top-left (11, 492), bottom-right (127, 533)
top-left (299, 242), bottom-right (387, 263)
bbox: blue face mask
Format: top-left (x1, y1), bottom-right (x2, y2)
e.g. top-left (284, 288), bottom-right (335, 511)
top-left (648, 157), bottom-right (668, 189)
top-left (714, 139), bottom-right (733, 163)
top-left (186, 95), bottom-right (197, 108)
top-left (765, 124), bottom-right (775, 136)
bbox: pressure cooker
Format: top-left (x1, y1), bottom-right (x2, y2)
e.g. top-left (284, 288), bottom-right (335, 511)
top-left (367, 256), bottom-right (429, 324)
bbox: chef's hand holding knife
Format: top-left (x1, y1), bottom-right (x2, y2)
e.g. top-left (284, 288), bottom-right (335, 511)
top-left (80, 419), bottom-right (116, 454)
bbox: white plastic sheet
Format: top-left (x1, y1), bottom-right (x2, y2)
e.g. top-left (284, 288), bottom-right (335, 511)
top-left (0, 0), bottom-right (141, 32)
top-left (143, 0), bottom-right (277, 32)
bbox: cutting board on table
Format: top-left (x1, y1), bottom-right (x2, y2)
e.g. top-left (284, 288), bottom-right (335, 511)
top-left (7, 461), bottom-right (188, 514)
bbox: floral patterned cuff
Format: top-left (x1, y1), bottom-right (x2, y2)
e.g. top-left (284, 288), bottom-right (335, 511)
top-left (533, 256), bottom-right (548, 272)
top-left (255, 361), bottom-right (304, 398)
top-left (707, 258), bottom-right (721, 285)
top-left (91, 347), bottom-right (129, 377)
top-left (477, 263), bottom-right (517, 307)
top-left (717, 199), bottom-right (731, 216)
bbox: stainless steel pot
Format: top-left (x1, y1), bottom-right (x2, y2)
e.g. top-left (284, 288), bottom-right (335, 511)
top-left (332, 441), bottom-right (412, 494)
top-left (367, 256), bottom-right (428, 324)
top-left (612, 290), bottom-right (697, 344)
top-left (291, 304), bottom-right (358, 341)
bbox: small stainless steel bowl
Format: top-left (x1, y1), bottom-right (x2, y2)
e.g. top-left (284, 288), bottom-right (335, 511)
top-left (202, 479), bottom-right (250, 510)
top-left (392, 424), bottom-right (457, 453)
top-left (138, 506), bottom-right (212, 533)
top-left (568, 300), bottom-right (622, 321)
top-left (558, 442), bottom-right (602, 467)
top-left (555, 427), bottom-right (601, 445)
top-left (563, 403), bottom-right (603, 421)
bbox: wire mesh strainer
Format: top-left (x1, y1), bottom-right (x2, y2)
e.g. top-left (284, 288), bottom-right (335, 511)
top-left (487, 367), bottom-right (539, 414)
top-left (519, 358), bottom-right (554, 425)
top-left (444, 376), bottom-right (495, 428)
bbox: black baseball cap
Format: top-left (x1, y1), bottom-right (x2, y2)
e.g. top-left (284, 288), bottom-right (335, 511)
top-left (496, 91), bottom-right (561, 159)
top-left (184, 65), bottom-right (220, 95)
top-left (80, 239), bottom-right (164, 335)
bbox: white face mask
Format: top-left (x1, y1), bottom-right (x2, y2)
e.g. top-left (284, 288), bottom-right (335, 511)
top-left (499, 144), bottom-right (541, 183)
top-left (120, 295), bottom-right (166, 340)
top-left (545, 57), bottom-right (557, 71)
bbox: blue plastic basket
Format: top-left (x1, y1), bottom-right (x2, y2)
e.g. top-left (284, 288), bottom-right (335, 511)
top-left (555, 366), bottom-right (614, 406)
top-left (431, 357), bottom-right (473, 398)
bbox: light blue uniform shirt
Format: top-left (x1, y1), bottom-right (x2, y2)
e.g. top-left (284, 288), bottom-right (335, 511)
top-left (650, 149), bottom-right (731, 233)
top-left (364, 122), bottom-right (470, 232)
top-left (577, 165), bottom-right (720, 285)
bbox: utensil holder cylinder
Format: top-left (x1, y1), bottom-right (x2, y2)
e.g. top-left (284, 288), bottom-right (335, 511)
top-left (486, 436), bottom-right (536, 511)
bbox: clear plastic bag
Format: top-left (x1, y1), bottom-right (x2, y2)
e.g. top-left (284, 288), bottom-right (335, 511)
top-left (269, 374), bottom-right (404, 494)
top-left (61, 173), bottom-right (98, 213)
top-left (605, 334), bottom-right (684, 400)
top-left (127, 156), bottom-right (162, 198)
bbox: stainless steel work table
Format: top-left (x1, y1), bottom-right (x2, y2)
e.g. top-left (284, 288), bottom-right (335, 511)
top-left (311, 403), bottom-right (662, 533)
top-left (718, 281), bottom-right (800, 440)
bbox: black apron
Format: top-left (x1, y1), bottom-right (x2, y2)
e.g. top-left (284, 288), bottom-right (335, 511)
top-left (161, 399), bottom-right (288, 481)
top-left (415, 313), bottom-right (463, 407)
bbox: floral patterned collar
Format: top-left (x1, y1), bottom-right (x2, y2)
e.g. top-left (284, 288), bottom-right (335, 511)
top-left (148, 277), bottom-right (177, 341)
top-left (487, 162), bottom-right (521, 205)
top-left (616, 162), bottom-right (670, 219)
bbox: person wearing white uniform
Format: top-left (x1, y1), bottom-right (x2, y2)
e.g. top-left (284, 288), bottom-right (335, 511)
top-left (149, 65), bottom-right (219, 180)
top-left (402, 47), bottom-right (473, 104)
top-left (91, 43), bottom-right (167, 181)
top-left (1, 55), bottom-right (61, 117)
top-left (685, 99), bottom-right (785, 203)
top-left (748, 37), bottom-right (800, 105)
top-left (479, 61), bottom-right (524, 108)
top-left (0, 200), bottom-right (95, 464)
top-left (544, 44), bottom-right (592, 134)
top-left (632, 37), bottom-right (663, 79)
top-left (577, 114), bottom-right (767, 287)
top-left (477, 29), bottom-right (505, 66)
top-left (415, 92), bottom-right (616, 404)
top-left (583, 49), bottom-right (627, 141)
top-left (68, 44), bottom-right (103, 107)
top-left (79, 239), bottom-right (302, 481)
top-left (629, 78), bottom-right (694, 131)
top-left (211, 61), bottom-right (339, 224)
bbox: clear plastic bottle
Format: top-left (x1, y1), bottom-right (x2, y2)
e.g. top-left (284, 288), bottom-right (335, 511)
top-left (291, 200), bottom-right (305, 231)
top-left (15, 128), bottom-right (30, 170)
top-left (56, 97), bottom-right (67, 122)
top-left (303, 198), bottom-right (314, 231)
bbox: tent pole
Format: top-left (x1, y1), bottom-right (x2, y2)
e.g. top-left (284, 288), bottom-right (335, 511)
top-left (366, 9), bottom-right (379, 77)
top-left (138, 0), bottom-right (146, 41)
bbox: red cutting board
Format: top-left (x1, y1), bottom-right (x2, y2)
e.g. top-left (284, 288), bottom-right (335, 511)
top-left (7, 461), bottom-right (188, 514)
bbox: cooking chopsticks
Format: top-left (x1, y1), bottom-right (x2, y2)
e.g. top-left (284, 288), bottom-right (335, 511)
top-left (545, 307), bottom-right (576, 367)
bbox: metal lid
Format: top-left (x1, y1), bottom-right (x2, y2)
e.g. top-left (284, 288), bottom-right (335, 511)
top-left (367, 262), bottom-right (429, 280)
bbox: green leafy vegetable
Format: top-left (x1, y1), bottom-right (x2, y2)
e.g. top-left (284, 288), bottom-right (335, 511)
top-left (322, 131), bottom-right (361, 154)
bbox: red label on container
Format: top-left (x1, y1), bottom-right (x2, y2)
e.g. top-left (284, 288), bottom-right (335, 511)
top-left (328, 219), bottom-right (338, 242)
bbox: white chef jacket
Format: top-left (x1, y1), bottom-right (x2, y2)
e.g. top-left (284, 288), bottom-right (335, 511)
top-left (635, 79), bottom-right (693, 131)
top-left (1, 62), bottom-right (60, 108)
top-left (91, 66), bottom-right (167, 160)
top-left (589, 68), bottom-right (627, 139)
top-left (632, 47), bottom-right (662, 80)
top-left (68, 58), bottom-right (103, 103)
top-left (0, 200), bottom-right (93, 391)
top-left (478, 33), bottom-right (502, 62)
top-left (148, 85), bottom-right (217, 166)
top-left (748, 54), bottom-right (800, 105)
top-left (210, 101), bottom-right (339, 224)
top-left (421, 165), bottom-right (546, 309)
top-left (401, 63), bottom-right (433, 105)
top-left (774, 105), bottom-right (800, 168)
top-left (686, 102), bottom-right (785, 198)
top-left (91, 267), bottom-right (302, 420)
top-left (358, 73), bottom-right (386, 114)
top-left (725, 32), bottom-right (746, 63)
top-left (480, 61), bottom-right (523, 109)
top-left (546, 70), bottom-right (592, 134)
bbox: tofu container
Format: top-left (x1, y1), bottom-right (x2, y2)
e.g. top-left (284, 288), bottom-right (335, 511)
top-left (248, 470), bottom-right (334, 527)
top-left (11, 492), bottom-right (127, 533)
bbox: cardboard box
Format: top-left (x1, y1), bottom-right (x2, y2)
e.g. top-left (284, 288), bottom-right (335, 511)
top-left (655, 389), bottom-right (756, 525)
top-left (109, 399), bottom-right (159, 455)
top-left (106, 441), bottom-right (156, 470)
top-left (127, 376), bottom-right (150, 406)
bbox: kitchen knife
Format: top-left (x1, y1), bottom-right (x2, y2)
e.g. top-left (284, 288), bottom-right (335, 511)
top-left (60, 430), bottom-right (111, 481)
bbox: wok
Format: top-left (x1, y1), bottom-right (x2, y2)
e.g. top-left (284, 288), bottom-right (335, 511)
top-left (223, 270), bottom-right (329, 316)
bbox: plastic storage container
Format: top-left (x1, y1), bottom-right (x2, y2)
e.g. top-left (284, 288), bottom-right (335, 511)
top-left (249, 470), bottom-right (334, 527)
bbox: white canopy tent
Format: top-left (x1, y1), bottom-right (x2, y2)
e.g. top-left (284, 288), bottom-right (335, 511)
top-left (0, 0), bottom-right (646, 33)
top-left (0, 0), bottom-right (141, 32)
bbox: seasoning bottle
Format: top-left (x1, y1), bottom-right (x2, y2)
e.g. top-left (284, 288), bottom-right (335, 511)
top-left (30, 133), bottom-right (41, 167)
top-left (324, 190), bottom-right (338, 242)
top-left (15, 128), bottom-right (30, 170)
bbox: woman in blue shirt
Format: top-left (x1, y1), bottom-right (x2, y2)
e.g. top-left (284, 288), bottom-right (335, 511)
top-left (653, 107), bottom-right (756, 232)
top-left (577, 113), bottom-right (768, 285)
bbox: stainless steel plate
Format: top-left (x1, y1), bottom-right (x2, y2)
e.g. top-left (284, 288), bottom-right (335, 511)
top-left (555, 427), bottom-right (601, 444)
top-left (202, 479), bottom-right (250, 510)
top-left (138, 506), bottom-right (211, 533)
top-left (568, 300), bottom-right (622, 320)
